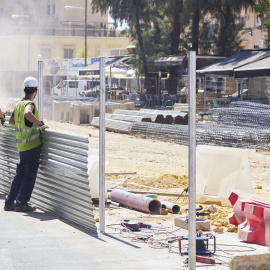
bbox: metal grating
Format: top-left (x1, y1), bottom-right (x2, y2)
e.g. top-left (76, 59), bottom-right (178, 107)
top-left (209, 101), bottom-right (270, 129)
top-left (130, 122), bottom-right (270, 150)
top-left (0, 125), bottom-right (97, 233)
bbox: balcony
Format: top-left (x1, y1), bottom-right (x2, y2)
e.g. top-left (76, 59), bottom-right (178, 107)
top-left (0, 27), bottom-right (128, 38)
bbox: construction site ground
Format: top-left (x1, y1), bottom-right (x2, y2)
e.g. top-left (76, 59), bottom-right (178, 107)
top-left (1, 119), bottom-right (270, 269)
top-left (46, 120), bottom-right (270, 268)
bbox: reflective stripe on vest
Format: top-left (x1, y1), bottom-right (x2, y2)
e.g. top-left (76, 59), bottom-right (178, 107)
top-left (15, 128), bottom-right (33, 133)
top-left (16, 132), bottom-right (40, 144)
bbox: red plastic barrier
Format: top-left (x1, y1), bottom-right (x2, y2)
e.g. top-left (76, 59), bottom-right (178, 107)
top-left (228, 191), bottom-right (270, 246)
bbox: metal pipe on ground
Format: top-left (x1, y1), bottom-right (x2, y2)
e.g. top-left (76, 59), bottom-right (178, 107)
top-left (161, 201), bottom-right (180, 214)
top-left (141, 117), bottom-right (152, 122)
top-left (109, 189), bottom-right (161, 213)
top-left (175, 115), bottom-right (188, 125)
top-left (107, 188), bottom-right (187, 197)
top-left (155, 114), bottom-right (165, 124)
top-left (164, 115), bottom-right (174, 124)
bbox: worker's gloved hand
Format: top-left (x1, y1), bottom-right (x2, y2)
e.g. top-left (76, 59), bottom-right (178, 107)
top-left (39, 121), bottom-right (49, 133)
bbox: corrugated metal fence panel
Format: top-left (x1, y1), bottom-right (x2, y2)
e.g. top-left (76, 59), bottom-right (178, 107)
top-left (0, 125), bottom-right (18, 193)
top-left (0, 125), bottom-right (97, 233)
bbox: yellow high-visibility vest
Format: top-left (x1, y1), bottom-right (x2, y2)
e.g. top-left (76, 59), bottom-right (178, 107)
top-left (14, 99), bottom-right (41, 152)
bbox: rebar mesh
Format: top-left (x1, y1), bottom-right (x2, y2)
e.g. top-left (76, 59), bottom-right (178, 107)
top-left (130, 122), bottom-right (270, 150)
top-left (209, 102), bottom-right (270, 129)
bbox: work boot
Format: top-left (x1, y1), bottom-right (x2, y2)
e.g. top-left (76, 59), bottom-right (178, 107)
top-left (15, 203), bottom-right (36, 212)
top-left (4, 203), bottom-right (15, 211)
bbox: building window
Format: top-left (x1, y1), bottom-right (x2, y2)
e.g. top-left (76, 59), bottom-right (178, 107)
top-left (239, 16), bottom-right (246, 28)
top-left (208, 25), bottom-right (215, 39)
top-left (47, 5), bottom-right (50, 15)
top-left (40, 48), bottom-right (51, 59)
top-left (204, 18), bottom-right (216, 39)
top-left (255, 15), bottom-right (261, 27)
top-left (68, 81), bottom-right (79, 88)
top-left (64, 48), bottom-right (74, 59)
top-left (52, 4), bottom-right (55, 15)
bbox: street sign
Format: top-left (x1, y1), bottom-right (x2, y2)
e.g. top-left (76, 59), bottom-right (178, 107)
top-left (50, 66), bottom-right (59, 75)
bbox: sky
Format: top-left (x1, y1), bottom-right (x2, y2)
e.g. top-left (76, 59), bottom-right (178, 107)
top-left (108, 14), bottom-right (128, 30)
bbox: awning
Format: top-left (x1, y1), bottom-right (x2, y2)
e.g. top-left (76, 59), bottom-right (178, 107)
top-left (79, 65), bottom-right (135, 79)
top-left (78, 56), bottom-right (130, 76)
top-left (197, 49), bottom-right (270, 76)
top-left (154, 55), bottom-right (186, 66)
top-left (234, 55), bottom-right (270, 78)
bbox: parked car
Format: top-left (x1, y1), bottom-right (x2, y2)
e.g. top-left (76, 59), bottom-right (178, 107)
top-left (53, 80), bottom-right (89, 97)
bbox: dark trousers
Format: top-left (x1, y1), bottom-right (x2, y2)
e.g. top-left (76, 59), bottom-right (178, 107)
top-left (5, 145), bottom-right (41, 206)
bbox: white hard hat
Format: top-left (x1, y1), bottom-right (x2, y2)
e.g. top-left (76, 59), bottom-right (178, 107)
top-left (23, 76), bottom-right (39, 88)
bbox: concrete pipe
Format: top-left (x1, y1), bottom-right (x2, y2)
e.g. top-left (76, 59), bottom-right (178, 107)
top-left (161, 201), bottom-right (180, 214)
top-left (109, 189), bottom-right (161, 213)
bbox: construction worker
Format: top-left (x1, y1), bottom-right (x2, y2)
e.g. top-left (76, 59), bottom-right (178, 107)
top-left (4, 76), bottom-right (48, 212)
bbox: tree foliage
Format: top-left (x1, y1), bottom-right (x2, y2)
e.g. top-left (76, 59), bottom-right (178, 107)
top-left (255, 0), bottom-right (270, 47)
top-left (92, 0), bottom-right (150, 77)
top-left (91, 0), bottom-right (257, 77)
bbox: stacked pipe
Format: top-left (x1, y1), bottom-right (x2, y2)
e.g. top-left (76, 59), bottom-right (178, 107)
top-left (209, 102), bottom-right (270, 129)
top-left (174, 115), bottom-right (188, 125)
top-left (113, 109), bottom-right (188, 125)
top-left (155, 114), bottom-right (165, 124)
top-left (164, 115), bottom-right (174, 124)
top-left (91, 117), bottom-right (132, 134)
top-left (130, 122), bottom-right (270, 150)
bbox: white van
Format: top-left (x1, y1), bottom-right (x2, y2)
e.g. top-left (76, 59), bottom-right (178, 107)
top-left (53, 80), bottom-right (88, 97)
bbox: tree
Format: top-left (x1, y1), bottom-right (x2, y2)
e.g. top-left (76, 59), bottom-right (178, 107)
top-left (167, 0), bottom-right (184, 77)
top-left (214, 0), bottom-right (255, 55)
top-left (130, 7), bottom-right (171, 75)
top-left (255, 0), bottom-right (270, 47)
top-left (76, 47), bottom-right (86, 58)
top-left (91, 0), bottom-right (150, 77)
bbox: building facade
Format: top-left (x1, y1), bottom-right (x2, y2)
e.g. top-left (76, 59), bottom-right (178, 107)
top-left (197, 6), bottom-right (266, 55)
top-left (0, 0), bottom-right (131, 97)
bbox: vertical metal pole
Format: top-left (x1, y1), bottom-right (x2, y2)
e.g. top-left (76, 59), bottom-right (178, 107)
top-left (240, 79), bottom-right (243, 101)
top-left (99, 57), bottom-right (106, 233)
top-left (188, 51), bottom-right (196, 270)
top-left (203, 75), bottom-right (206, 114)
top-left (84, 0), bottom-right (87, 67)
top-left (28, 16), bottom-right (30, 72)
top-left (38, 60), bottom-right (43, 120)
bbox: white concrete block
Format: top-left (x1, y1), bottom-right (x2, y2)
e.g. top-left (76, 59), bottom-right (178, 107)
top-left (174, 216), bottom-right (211, 231)
top-left (229, 252), bottom-right (270, 270)
top-left (196, 145), bottom-right (255, 206)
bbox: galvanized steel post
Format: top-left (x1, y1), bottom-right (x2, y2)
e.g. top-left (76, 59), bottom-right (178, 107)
top-left (188, 51), bottom-right (196, 270)
top-left (99, 57), bottom-right (106, 233)
top-left (38, 60), bottom-right (43, 120)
